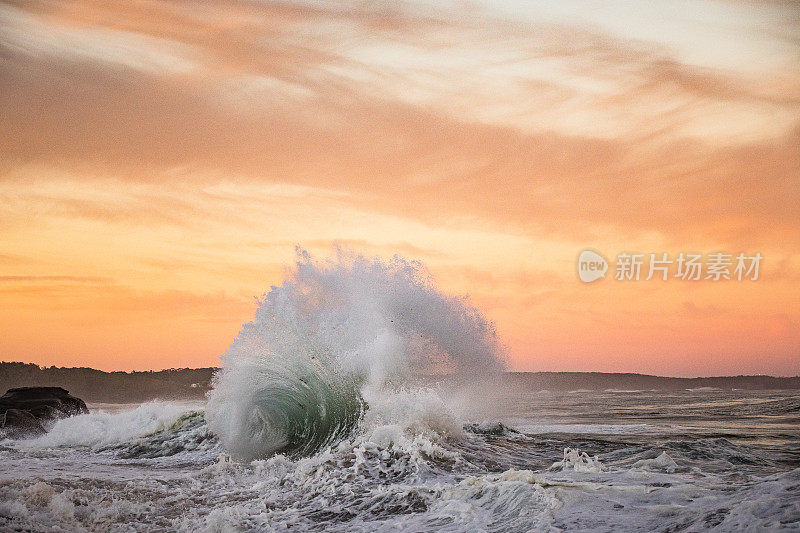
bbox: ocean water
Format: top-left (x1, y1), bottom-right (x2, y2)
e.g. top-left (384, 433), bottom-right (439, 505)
top-left (2, 252), bottom-right (798, 531)
top-left (1, 388), bottom-right (799, 532)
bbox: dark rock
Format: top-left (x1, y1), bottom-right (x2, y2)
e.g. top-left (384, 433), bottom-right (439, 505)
top-left (2, 409), bottom-right (46, 439)
top-left (0, 387), bottom-right (88, 439)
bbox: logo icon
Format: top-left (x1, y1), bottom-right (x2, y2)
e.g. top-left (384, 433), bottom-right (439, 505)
top-left (577, 250), bottom-right (608, 283)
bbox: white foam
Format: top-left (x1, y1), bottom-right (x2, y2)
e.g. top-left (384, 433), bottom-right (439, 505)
top-left (551, 448), bottom-right (605, 473)
top-left (21, 402), bottom-right (194, 449)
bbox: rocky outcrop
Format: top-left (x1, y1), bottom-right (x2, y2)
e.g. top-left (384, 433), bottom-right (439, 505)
top-left (0, 387), bottom-right (88, 439)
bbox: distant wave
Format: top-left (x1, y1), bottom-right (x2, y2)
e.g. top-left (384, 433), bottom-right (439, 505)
top-left (514, 423), bottom-right (652, 435)
top-left (205, 249), bottom-right (505, 460)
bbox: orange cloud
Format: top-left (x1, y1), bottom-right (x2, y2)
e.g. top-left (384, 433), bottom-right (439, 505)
top-left (0, 0), bottom-right (798, 375)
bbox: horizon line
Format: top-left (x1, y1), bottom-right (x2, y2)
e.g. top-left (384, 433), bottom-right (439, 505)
top-left (2, 361), bottom-right (798, 380)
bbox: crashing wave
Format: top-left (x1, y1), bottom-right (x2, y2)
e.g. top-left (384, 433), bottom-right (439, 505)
top-left (205, 248), bottom-right (505, 460)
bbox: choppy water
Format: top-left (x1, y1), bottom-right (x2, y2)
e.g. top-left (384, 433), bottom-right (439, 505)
top-left (1, 387), bottom-right (798, 532)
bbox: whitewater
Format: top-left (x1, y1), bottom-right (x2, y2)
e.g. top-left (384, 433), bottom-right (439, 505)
top-left (1, 251), bottom-right (798, 531)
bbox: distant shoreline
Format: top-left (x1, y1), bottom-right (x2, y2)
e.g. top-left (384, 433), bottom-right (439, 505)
top-left (1, 362), bottom-right (798, 403)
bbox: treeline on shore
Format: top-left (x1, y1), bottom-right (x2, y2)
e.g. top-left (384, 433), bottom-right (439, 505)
top-left (501, 371), bottom-right (800, 391)
top-left (0, 362), bottom-right (215, 403)
top-left (1, 362), bottom-right (798, 404)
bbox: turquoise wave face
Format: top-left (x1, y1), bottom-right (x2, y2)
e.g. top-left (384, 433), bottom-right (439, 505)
top-left (241, 364), bottom-right (366, 459)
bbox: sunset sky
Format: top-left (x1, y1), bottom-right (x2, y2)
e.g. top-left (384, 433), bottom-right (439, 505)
top-left (1, 0), bottom-right (798, 376)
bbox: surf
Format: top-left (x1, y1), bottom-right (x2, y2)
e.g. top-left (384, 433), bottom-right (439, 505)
top-left (205, 248), bottom-right (505, 460)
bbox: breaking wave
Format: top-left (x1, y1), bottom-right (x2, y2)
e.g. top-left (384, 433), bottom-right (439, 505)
top-left (205, 249), bottom-right (505, 460)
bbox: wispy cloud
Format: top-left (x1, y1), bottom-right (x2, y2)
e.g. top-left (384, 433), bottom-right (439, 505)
top-left (0, 0), bottom-right (798, 373)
